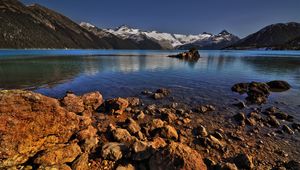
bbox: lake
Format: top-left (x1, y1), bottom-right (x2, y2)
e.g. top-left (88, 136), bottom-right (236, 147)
top-left (0, 50), bottom-right (300, 119)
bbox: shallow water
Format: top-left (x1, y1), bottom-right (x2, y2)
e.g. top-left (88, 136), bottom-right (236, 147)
top-left (0, 50), bottom-right (300, 119)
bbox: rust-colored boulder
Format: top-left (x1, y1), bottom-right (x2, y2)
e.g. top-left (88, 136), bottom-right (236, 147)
top-left (100, 97), bottom-right (129, 115)
top-left (34, 143), bottom-right (82, 166)
top-left (61, 93), bottom-right (85, 113)
top-left (72, 153), bottom-right (90, 170)
top-left (0, 90), bottom-right (80, 168)
top-left (149, 142), bottom-right (207, 170)
top-left (82, 91), bottom-right (103, 110)
top-left (38, 164), bottom-right (72, 170)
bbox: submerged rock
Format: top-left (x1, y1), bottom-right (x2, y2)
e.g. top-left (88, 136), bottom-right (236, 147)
top-left (152, 88), bottom-right (171, 100)
top-left (267, 80), bottom-right (291, 92)
top-left (232, 81), bottom-right (291, 105)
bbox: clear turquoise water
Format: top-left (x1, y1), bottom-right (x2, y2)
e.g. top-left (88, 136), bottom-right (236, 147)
top-left (0, 50), bottom-right (299, 118)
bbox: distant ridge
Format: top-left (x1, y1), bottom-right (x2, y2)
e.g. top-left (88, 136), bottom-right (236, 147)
top-left (0, 0), bottom-right (112, 49)
top-left (227, 22), bottom-right (300, 50)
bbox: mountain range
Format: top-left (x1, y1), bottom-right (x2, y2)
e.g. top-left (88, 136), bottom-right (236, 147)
top-left (0, 0), bottom-right (299, 50)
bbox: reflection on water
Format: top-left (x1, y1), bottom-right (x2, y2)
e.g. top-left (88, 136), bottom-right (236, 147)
top-left (0, 50), bottom-right (300, 118)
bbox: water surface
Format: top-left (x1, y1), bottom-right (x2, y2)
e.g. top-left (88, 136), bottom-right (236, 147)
top-left (0, 50), bottom-right (299, 118)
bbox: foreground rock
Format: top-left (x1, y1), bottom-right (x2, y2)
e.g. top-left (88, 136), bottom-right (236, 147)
top-left (0, 90), bottom-right (80, 168)
top-left (149, 142), bottom-right (207, 170)
top-left (168, 48), bottom-right (200, 62)
top-left (34, 143), bottom-right (82, 166)
top-left (99, 97), bottom-right (129, 115)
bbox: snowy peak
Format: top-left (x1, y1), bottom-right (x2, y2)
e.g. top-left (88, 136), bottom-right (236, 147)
top-left (105, 25), bottom-right (239, 49)
top-left (79, 22), bottom-right (240, 49)
top-left (218, 30), bottom-right (230, 35)
top-left (80, 22), bottom-right (95, 28)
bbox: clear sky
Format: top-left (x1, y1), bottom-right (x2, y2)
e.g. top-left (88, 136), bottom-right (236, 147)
top-left (21, 0), bottom-right (300, 38)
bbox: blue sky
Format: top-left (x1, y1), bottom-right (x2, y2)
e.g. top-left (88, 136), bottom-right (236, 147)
top-left (21, 0), bottom-right (300, 38)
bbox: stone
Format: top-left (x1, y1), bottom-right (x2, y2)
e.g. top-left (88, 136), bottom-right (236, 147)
top-left (82, 91), bottom-right (103, 110)
top-left (141, 90), bottom-right (153, 95)
top-left (126, 118), bottom-right (141, 134)
top-left (81, 137), bottom-right (99, 152)
top-left (282, 125), bottom-right (294, 134)
top-left (234, 112), bottom-right (246, 121)
top-left (116, 164), bottom-right (136, 170)
top-left (221, 163), bottom-right (238, 170)
top-left (127, 97), bottom-right (140, 107)
top-left (233, 153), bottom-right (254, 169)
top-left (0, 90), bottom-right (80, 168)
top-left (247, 82), bottom-right (270, 102)
top-left (152, 88), bottom-right (171, 99)
top-left (268, 116), bottom-right (280, 128)
top-left (150, 137), bottom-right (167, 149)
top-left (112, 128), bottom-right (136, 143)
top-left (274, 111), bottom-right (289, 120)
top-left (148, 119), bottom-right (165, 131)
top-left (132, 140), bottom-right (152, 160)
top-left (100, 97), bottom-right (129, 115)
top-left (161, 111), bottom-right (177, 123)
top-left (232, 82), bottom-right (271, 104)
top-left (194, 105), bottom-right (215, 113)
top-left (292, 123), bottom-right (300, 131)
top-left (71, 153), bottom-right (89, 170)
top-left (208, 135), bottom-right (223, 149)
top-left (267, 80), bottom-right (291, 92)
top-left (233, 101), bottom-right (247, 109)
top-left (160, 125), bottom-right (178, 140)
top-left (203, 158), bottom-right (216, 168)
top-left (193, 125), bottom-right (208, 137)
top-left (153, 93), bottom-right (165, 100)
top-left (136, 111), bottom-right (145, 120)
top-left (61, 93), bottom-right (85, 113)
top-left (101, 143), bottom-right (128, 161)
top-left (284, 160), bottom-right (300, 170)
top-left (38, 164), bottom-right (71, 170)
top-left (77, 125), bottom-right (97, 141)
top-left (246, 118), bottom-right (256, 126)
top-left (156, 88), bottom-right (171, 96)
top-left (34, 143), bottom-right (82, 166)
top-left (231, 83), bottom-right (249, 94)
top-left (149, 142), bottom-right (207, 170)
top-left (213, 131), bottom-right (223, 140)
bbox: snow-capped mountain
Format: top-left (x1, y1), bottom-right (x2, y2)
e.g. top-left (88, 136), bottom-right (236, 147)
top-left (104, 25), bottom-right (239, 49)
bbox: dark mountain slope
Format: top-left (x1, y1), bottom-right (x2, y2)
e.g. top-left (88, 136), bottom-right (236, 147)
top-left (0, 0), bottom-right (111, 49)
top-left (227, 22), bottom-right (300, 49)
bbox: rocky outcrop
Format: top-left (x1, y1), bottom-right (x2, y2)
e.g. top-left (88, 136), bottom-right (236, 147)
top-left (231, 81), bottom-right (291, 104)
top-left (149, 142), bottom-right (207, 170)
top-left (0, 89), bottom-right (299, 169)
top-left (98, 97), bottom-right (129, 115)
top-left (168, 48), bottom-right (200, 62)
top-left (0, 90), bottom-right (80, 168)
top-left (0, 90), bottom-right (101, 169)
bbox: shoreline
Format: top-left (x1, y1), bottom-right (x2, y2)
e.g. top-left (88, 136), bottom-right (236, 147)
top-left (0, 88), bottom-right (299, 169)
